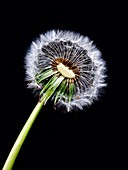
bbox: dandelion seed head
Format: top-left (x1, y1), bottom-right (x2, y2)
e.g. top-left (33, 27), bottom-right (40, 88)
top-left (25, 30), bottom-right (107, 112)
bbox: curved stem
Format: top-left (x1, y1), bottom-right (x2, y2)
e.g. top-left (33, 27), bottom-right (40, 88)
top-left (2, 100), bottom-right (45, 170)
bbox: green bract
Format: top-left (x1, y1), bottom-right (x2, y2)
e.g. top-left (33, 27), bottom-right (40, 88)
top-left (35, 67), bottom-right (75, 109)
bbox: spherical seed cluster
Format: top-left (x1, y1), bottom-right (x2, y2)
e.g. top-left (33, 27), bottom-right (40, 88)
top-left (25, 30), bottom-right (107, 111)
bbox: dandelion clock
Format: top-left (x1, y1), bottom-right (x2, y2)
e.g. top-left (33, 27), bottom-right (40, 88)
top-left (2, 30), bottom-right (107, 170)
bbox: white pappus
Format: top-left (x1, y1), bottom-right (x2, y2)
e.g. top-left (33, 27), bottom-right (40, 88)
top-left (25, 30), bottom-right (107, 112)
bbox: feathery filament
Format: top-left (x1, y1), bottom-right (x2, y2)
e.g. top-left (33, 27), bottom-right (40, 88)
top-left (25, 30), bottom-right (107, 111)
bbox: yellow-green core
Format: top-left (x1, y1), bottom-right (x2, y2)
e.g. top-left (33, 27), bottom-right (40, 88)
top-left (57, 63), bottom-right (75, 78)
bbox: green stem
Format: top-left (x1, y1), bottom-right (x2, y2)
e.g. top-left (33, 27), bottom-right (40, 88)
top-left (2, 100), bottom-right (45, 170)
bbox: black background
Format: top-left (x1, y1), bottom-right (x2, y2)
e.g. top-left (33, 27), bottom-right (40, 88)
top-left (0, 1), bottom-right (128, 170)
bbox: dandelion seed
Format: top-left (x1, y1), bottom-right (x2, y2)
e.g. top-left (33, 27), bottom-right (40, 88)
top-left (25, 30), bottom-right (107, 112)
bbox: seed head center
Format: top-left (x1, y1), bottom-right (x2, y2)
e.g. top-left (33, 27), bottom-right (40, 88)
top-left (57, 63), bottom-right (75, 78)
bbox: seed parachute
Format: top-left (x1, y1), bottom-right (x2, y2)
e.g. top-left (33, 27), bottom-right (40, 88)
top-left (25, 30), bottom-right (107, 111)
